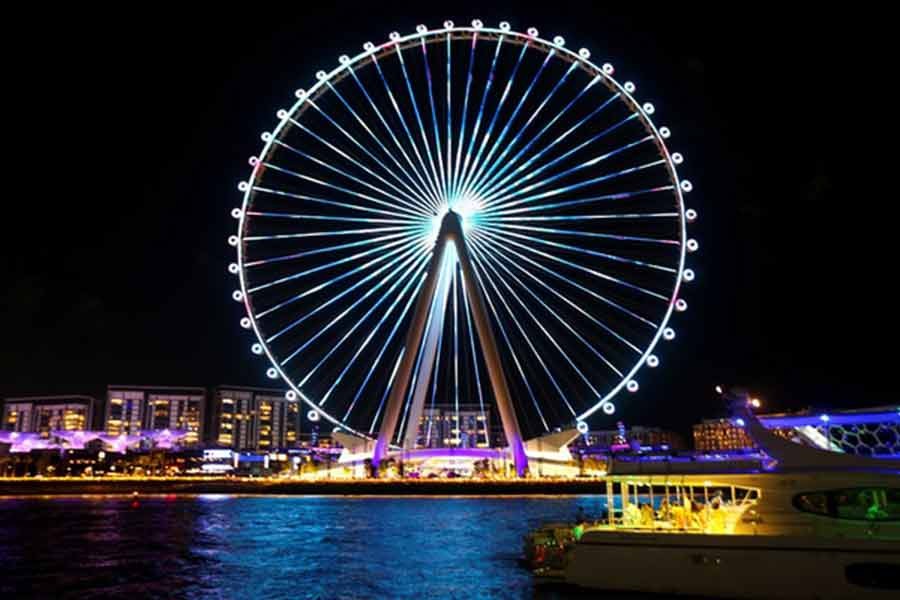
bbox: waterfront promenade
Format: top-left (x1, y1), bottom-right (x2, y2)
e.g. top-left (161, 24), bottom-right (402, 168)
top-left (0, 477), bottom-right (608, 497)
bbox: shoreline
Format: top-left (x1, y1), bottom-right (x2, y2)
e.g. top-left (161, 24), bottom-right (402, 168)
top-left (0, 477), bottom-right (607, 497)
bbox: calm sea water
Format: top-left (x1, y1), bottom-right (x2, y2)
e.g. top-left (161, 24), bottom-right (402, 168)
top-left (0, 494), bottom-right (633, 599)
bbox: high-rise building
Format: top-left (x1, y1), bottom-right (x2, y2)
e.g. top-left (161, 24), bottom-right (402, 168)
top-left (1, 395), bottom-right (95, 436)
top-left (105, 386), bottom-right (206, 446)
top-left (209, 386), bottom-right (301, 450)
top-left (412, 404), bottom-right (490, 448)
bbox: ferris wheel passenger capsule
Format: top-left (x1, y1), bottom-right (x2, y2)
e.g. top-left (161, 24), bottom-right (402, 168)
top-left (672, 152), bottom-right (684, 164)
top-left (576, 421), bottom-right (589, 434)
top-left (308, 409), bottom-right (321, 422)
top-left (277, 109), bottom-right (288, 119)
top-left (680, 180), bottom-right (693, 193)
top-left (248, 156), bottom-right (259, 166)
top-left (663, 327), bottom-right (676, 341)
top-left (553, 36), bottom-right (565, 46)
top-left (251, 343), bottom-right (263, 355)
top-left (227, 235), bottom-right (238, 247)
top-left (578, 48), bottom-right (590, 59)
top-left (232, 290), bottom-right (243, 302)
top-left (624, 81), bottom-right (636, 93)
top-left (683, 269), bottom-right (695, 282)
top-left (231, 208), bottom-right (242, 219)
top-left (685, 208), bottom-right (697, 222)
top-left (499, 21), bottom-right (511, 31)
top-left (527, 27), bottom-right (538, 37)
top-left (602, 63), bottom-right (614, 74)
top-left (339, 54), bottom-right (351, 64)
top-left (228, 262), bottom-right (239, 274)
top-left (443, 20), bottom-right (455, 29)
top-left (643, 102), bottom-right (655, 114)
top-left (389, 31), bottom-right (400, 41)
top-left (363, 42), bottom-right (375, 51)
top-left (261, 132), bottom-right (272, 142)
top-left (240, 317), bottom-right (252, 329)
top-left (602, 402), bottom-right (616, 415)
top-left (237, 181), bottom-right (249, 192)
top-left (285, 390), bottom-right (297, 401)
top-left (295, 88), bottom-right (306, 99)
top-left (316, 70), bottom-right (327, 80)
top-left (675, 298), bottom-right (688, 312)
top-left (626, 380), bottom-right (639, 393)
top-left (659, 126), bottom-right (671, 138)
top-left (647, 355), bottom-right (660, 368)
top-left (686, 239), bottom-right (699, 253)
top-left (472, 19), bottom-right (483, 29)
top-left (266, 367), bottom-right (278, 379)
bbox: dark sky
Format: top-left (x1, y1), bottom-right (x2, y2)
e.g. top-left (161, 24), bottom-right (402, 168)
top-left (2, 3), bottom-right (891, 433)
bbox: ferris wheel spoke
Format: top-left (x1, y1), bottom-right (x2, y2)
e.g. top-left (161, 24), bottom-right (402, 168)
top-left (479, 111), bottom-right (641, 205)
top-left (305, 98), bottom-right (437, 215)
top-left (287, 114), bottom-right (432, 213)
top-left (455, 42), bottom-right (530, 199)
top-left (368, 349), bottom-right (405, 435)
top-left (449, 32), bottom-right (480, 200)
top-left (282, 244), bottom-right (429, 369)
top-left (461, 272), bottom-right (489, 444)
top-left (470, 230), bottom-right (642, 354)
top-left (343, 270), bottom-right (426, 422)
top-left (472, 227), bottom-right (657, 328)
top-left (251, 185), bottom-right (427, 221)
top-left (481, 223), bottom-right (678, 273)
top-left (420, 38), bottom-right (449, 201)
top-left (483, 221), bottom-right (679, 246)
top-left (471, 241), bottom-right (614, 409)
top-left (456, 36), bottom-right (504, 200)
top-left (467, 248), bottom-right (550, 432)
top-left (464, 49), bottom-right (557, 200)
top-left (261, 162), bottom-right (429, 219)
top-left (483, 224), bottom-right (673, 290)
top-left (244, 211), bottom-right (414, 225)
top-left (371, 55), bottom-right (444, 211)
top-left (465, 61), bottom-right (579, 200)
top-left (481, 135), bottom-right (654, 208)
top-left (484, 159), bottom-right (667, 214)
top-left (317, 253), bottom-right (431, 407)
top-left (340, 72), bottom-right (441, 211)
top-left (469, 243), bottom-right (577, 418)
top-left (395, 47), bottom-right (444, 206)
top-left (482, 185), bottom-right (675, 217)
top-left (464, 75), bottom-right (600, 201)
top-left (469, 235), bottom-right (623, 377)
top-left (257, 237), bottom-right (421, 325)
top-left (244, 229), bottom-right (413, 269)
top-left (472, 91), bottom-right (622, 201)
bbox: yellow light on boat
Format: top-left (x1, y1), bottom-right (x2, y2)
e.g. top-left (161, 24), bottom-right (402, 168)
top-left (750, 398), bottom-right (761, 408)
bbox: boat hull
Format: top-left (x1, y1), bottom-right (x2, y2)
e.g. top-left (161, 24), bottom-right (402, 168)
top-left (565, 532), bottom-right (900, 599)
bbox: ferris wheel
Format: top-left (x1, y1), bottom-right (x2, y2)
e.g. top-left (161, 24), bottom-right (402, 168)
top-left (228, 19), bottom-right (697, 462)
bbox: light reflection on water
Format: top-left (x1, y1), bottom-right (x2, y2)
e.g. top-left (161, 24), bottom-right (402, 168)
top-left (0, 495), bottom-right (629, 599)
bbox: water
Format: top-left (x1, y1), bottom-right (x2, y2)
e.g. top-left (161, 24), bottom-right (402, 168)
top-left (0, 494), bottom-right (622, 599)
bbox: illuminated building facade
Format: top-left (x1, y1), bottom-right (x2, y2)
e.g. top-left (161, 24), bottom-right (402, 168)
top-left (1, 395), bottom-right (95, 436)
top-left (105, 386), bottom-right (206, 446)
top-left (413, 404), bottom-right (490, 448)
top-left (693, 406), bottom-right (900, 457)
top-left (576, 426), bottom-right (686, 451)
top-left (210, 386), bottom-right (301, 450)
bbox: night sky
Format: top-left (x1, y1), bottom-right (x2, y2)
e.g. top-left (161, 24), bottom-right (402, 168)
top-left (2, 3), bottom-right (888, 434)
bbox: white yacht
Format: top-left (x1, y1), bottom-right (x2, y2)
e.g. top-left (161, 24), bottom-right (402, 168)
top-left (524, 394), bottom-right (900, 599)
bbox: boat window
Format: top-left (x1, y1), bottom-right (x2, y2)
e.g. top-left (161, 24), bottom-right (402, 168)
top-left (793, 488), bottom-right (900, 521)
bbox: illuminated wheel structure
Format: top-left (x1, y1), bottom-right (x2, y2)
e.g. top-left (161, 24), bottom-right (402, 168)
top-left (228, 20), bottom-right (698, 471)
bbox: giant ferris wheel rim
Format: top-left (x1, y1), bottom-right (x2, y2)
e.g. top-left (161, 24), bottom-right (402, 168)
top-left (231, 19), bottom-right (695, 441)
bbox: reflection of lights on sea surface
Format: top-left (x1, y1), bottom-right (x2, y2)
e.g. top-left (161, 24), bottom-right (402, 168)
top-left (198, 494), bottom-right (230, 502)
